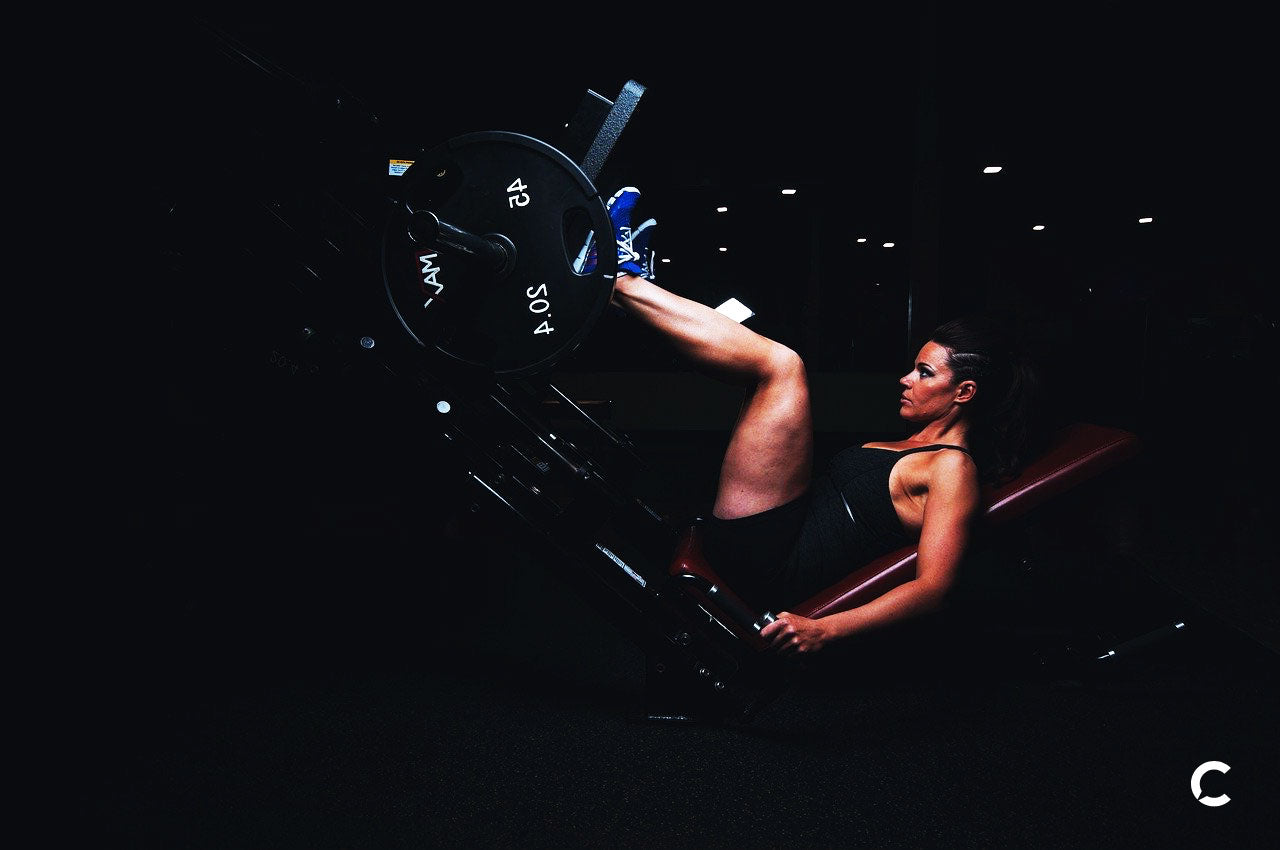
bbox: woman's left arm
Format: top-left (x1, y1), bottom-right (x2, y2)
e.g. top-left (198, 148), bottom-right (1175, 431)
top-left (761, 453), bottom-right (981, 655)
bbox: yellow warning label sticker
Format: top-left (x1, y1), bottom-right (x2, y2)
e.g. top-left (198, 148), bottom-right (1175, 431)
top-left (388, 159), bottom-right (414, 177)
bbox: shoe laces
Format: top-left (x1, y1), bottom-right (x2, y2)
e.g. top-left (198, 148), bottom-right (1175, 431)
top-left (616, 226), bottom-right (638, 261)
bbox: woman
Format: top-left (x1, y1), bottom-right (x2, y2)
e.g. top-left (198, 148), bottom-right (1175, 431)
top-left (601, 188), bottom-right (1042, 657)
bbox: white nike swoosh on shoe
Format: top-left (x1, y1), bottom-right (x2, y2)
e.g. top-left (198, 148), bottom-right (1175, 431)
top-left (573, 229), bottom-right (595, 272)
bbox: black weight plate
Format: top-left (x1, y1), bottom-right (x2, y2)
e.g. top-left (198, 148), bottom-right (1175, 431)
top-left (382, 131), bottom-right (616, 378)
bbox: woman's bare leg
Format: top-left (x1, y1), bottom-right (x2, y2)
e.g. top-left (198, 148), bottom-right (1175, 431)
top-left (611, 273), bottom-right (813, 519)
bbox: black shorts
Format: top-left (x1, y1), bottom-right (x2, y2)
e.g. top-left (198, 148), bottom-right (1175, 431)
top-left (698, 492), bottom-right (810, 613)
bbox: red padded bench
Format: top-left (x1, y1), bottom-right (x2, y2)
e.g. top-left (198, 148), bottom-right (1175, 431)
top-left (667, 422), bottom-right (1142, 648)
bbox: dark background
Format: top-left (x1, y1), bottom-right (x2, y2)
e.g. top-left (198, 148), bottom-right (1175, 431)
top-left (94, 4), bottom-right (1277, 846)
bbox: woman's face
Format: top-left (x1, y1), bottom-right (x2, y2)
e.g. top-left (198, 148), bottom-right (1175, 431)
top-left (898, 341), bottom-right (973, 422)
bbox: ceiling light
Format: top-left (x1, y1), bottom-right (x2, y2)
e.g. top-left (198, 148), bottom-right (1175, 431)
top-left (856, 238), bottom-right (867, 243)
top-left (983, 166), bottom-right (1003, 174)
top-left (660, 258), bottom-right (671, 263)
top-left (1138, 217), bottom-right (1153, 223)
top-left (1032, 225), bottom-right (1045, 231)
top-left (716, 206), bottom-right (728, 213)
top-left (718, 247), bottom-right (728, 252)
top-left (781, 188), bottom-right (797, 195)
top-left (882, 242), bottom-right (895, 248)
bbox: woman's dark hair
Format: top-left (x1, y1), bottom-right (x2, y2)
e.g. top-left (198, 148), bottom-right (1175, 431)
top-left (930, 314), bottom-right (1045, 485)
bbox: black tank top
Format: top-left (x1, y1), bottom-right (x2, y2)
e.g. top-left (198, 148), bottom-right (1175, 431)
top-left (777, 444), bottom-right (974, 607)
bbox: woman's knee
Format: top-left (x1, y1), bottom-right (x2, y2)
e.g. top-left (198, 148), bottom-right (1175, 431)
top-left (761, 343), bottom-right (808, 390)
top-left (755, 344), bottom-right (812, 432)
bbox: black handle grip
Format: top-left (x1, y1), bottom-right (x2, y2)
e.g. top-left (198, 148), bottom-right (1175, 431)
top-left (672, 573), bottom-right (775, 637)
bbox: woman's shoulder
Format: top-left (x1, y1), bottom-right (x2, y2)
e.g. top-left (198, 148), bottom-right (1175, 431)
top-left (879, 441), bottom-right (980, 488)
top-left (920, 448), bottom-right (982, 506)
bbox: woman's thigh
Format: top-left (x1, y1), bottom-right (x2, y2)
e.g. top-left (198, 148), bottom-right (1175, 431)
top-left (712, 346), bottom-right (814, 519)
top-left (700, 493), bottom-right (810, 612)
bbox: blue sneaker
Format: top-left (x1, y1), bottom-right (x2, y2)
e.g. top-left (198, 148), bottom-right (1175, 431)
top-left (620, 217), bottom-right (657, 279)
top-left (574, 186), bottom-right (642, 274)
